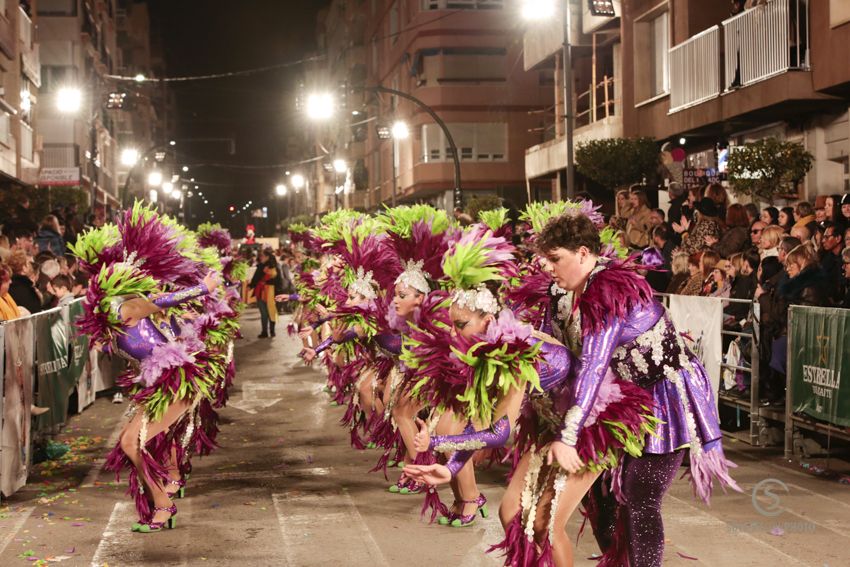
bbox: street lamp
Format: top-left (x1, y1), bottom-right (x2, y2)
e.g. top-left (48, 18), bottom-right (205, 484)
top-left (332, 159), bottom-right (348, 174)
top-left (148, 189), bottom-right (158, 203)
top-left (147, 170), bottom-right (163, 187)
top-left (306, 92), bottom-right (335, 121)
top-left (522, 0), bottom-right (575, 200)
top-left (182, 165), bottom-right (189, 172)
top-left (162, 181), bottom-right (174, 196)
top-left (121, 148), bottom-right (140, 167)
top-left (275, 183), bottom-right (287, 196)
top-left (391, 121), bottom-right (410, 140)
top-left (520, 0), bottom-right (556, 20)
top-left (56, 87), bottom-right (83, 113)
top-left (291, 174), bottom-right (305, 190)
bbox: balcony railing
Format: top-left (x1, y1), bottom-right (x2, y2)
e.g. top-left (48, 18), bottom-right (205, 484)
top-left (576, 75), bottom-right (618, 128)
top-left (669, 26), bottom-right (721, 113)
top-left (19, 6), bottom-right (32, 48)
top-left (723, 0), bottom-right (808, 90)
top-left (20, 122), bottom-right (33, 163)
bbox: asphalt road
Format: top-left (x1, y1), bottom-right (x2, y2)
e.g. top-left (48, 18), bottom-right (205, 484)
top-left (1, 310), bottom-right (849, 566)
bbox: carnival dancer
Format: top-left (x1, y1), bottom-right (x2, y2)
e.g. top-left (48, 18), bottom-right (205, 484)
top-left (404, 215), bottom-right (659, 564)
top-left (534, 211), bottom-right (741, 566)
top-left (373, 205), bottom-right (455, 492)
top-left (73, 203), bottom-right (227, 533)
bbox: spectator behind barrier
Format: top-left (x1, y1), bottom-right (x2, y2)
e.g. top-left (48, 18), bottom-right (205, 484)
top-left (0, 263), bottom-right (21, 321)
top-left (7, 249), bottom-right (41, 315)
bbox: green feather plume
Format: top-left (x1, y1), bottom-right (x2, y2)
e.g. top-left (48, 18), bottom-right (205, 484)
top-left (478, 207), bottom-right (509, 231)
top-left (442, 232), bottom-right (505, 291)
top-left (600, 226), bottom-right (629, 259)
top-left (68, 224), bottom-right (120, 264)
top-left (376, 204), bottom-right (451, 237)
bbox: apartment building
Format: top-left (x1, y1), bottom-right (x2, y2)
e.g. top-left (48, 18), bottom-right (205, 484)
top-left (37, 0), bottom-right (121, 208)
top-left (524, 0), bottom-right (850, 203)
top-left (307, 0), bottom-right (553, 214)
top-left (0, 1), bottom-right (41, 192)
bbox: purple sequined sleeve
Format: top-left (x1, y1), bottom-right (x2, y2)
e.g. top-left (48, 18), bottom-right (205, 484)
top-left (375, 333), bottom-right (402, 355)
top-left (560, 318), bottom-right (624, 447)
top-left (536, 341), bottom-right (574, 391)
top-left (314, 328), bottom-right (358, 355)
top-left (431, 417), bottom-right (511, 478)
top-left (152, 284), bottom-right (208, 309)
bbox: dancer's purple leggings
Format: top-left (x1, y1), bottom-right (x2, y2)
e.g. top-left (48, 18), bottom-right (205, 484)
top-left (588, 450), bottom-right (685, 567)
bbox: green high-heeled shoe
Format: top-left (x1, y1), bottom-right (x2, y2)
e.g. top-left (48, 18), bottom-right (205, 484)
top-left (136, 505), bottom-right (177, 533)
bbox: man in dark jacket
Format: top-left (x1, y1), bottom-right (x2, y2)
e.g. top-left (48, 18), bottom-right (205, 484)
top-left (7, 250), bottom-right (42, 315)
top-left (819, 221), bottom-right (844, 304)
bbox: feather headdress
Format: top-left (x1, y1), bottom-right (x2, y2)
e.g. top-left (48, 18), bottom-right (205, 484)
top-left (196, 222), bottom-right (233, 255)
top-left (68, 224), bottom-right (122, 275)
top-left (378, 205), bottom-right (454, 293)
top-left (442, 225), bottom-right (517, 315)
top-left (521, 199), bottom-right (605, 235)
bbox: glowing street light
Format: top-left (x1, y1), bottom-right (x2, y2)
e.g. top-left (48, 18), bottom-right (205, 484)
top-left (182, 166), bottom-right (189, 172)
top-left (332, 159), bottom-right (348, 173)
top-left (147, 170), bottom-right (163, 187)
top-left (275, 184), bottom-right (287, 196)
top-left (291, 174), bottom-right (305, 189)
top-left (391, 120), bottom-right (410, 140)
top-left (56, 87), bottom-right (83, 113)
top-left (172, 189), bottom-right (183, 200)
top-left (162, 181), bottom-right (174, 196)
top-left (305, 92), bottom-right (334, 120)
top-left (520, 0), bottom-right (556, 20)
top-left (134, 74), bottom-right (146, 83)
top-left (149, 189), bottom-right (158, 203)
top-left (121, 148), bottom-right (140, 167)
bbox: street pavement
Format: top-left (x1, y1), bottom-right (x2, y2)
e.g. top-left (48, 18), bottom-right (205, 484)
top-left (1, 310), bottom-right (849, 566)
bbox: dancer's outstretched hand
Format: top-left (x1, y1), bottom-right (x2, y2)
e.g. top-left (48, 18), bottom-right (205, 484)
top-left (204, 271), bottom-right (221, 293)
top-left (403, 463), bottom-right (451, 486)
top-left (301, 348), bottom-right (317, 364)
top-left (413, 417), bottom-right (430, 453)
top-left (547, 441), bottom-right (584, 474)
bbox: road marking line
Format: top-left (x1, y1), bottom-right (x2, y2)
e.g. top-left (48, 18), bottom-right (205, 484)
top-left (81, 415), bottom-right (125, 488)
top-left (272, 491), bottom-right (389, 567)
top-left (90, 501), bottom-right (134, 567)
top-left (0, 506), bottom-right (33, 556)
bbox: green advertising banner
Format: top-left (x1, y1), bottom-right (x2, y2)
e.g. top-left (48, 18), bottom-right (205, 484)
top-left (34, 308), bottom-right (74, 431)
top-left (789, 305), bottom-right (850, 427)
top-left (67, 301), bottom-right (95, 412)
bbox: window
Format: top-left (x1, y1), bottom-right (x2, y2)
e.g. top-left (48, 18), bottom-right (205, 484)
top-left (38, 0), bottom-right (77, 16)
top-left (421, 123), bottom-right (507, 163)
top-left (0, 111), bottom-right (10, 147)
top-left (41, 65), bottom-right (77, 93)
top-left (418, 47), bottom-right (507, 85)
top-left (633, 7), bottom-right (669, 103)
top-left (423, 0), bottom-right (503, 10)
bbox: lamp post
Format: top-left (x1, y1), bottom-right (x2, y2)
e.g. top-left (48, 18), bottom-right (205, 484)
top-left (275, 183), bottom-right (287, 231)
top-left (522, 0), bottom-right (576, 200)
top-left (304, 85), bottom-right (463, 210)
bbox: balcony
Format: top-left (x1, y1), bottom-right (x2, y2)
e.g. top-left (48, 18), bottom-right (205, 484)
top-left (20, 122), bottom-right (33, 163)
top-left (669, 26), bottom-right (721, 113)
top-left (20, 10), bottom-right (41, 89)
top-left (724, 0), bottom-right (808, 89)
top-left (668, 0), bottom-right (809, 115)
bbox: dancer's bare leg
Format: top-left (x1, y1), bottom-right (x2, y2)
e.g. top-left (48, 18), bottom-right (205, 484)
top-left (499, 451), bottom-right (532, 529)
top-left (357, 369), bottom-right (379, 416)
top-left (435, 411), bottom-right (479, 517)
top-left (392, 392), bottom-right (422, 463)
top-left (533, 469), bottom-right (600, 567)
top-left (119, 398), bottom-right (193, 523)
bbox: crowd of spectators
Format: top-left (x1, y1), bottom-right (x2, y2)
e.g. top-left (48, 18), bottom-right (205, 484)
top-left (617, 182), bottom-right (850, 406)
top-left (0, 197), bottom-right (100, 322)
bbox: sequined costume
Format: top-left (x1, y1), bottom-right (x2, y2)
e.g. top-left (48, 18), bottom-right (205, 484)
top-left (551, 259), bottom-right (740, 567)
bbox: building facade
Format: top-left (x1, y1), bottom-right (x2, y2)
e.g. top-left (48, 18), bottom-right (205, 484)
top-left (308, 0), bottom-right (554, 215)
top-left (0, 1), bottom-right (42, 193)
top-left (524, 0), bottom-right (850, 205)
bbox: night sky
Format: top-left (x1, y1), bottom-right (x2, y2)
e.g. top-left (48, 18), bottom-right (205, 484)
top-left (148, 0), bottom-right (331, 234)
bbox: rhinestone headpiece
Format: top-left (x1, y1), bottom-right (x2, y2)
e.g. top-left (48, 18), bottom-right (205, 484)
top-left (452, 285), bottom-right (500, 315)
top-left (349, 267), bottom-right (378, 301)
top-left (395, 259), bottom-right (430, 294)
